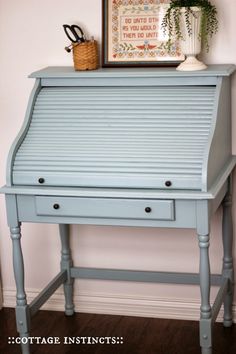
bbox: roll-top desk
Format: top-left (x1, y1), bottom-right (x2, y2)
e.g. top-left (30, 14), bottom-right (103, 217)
top-left (1, 65), bottom-right (235, 354)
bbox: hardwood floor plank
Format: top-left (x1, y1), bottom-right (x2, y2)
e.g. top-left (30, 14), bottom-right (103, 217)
top-left (0, 308), bottom-right (235, 354)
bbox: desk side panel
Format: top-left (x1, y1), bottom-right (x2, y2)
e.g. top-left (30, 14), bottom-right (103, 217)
top-left (6, 79), bottom-right (41, 186)
top-left (203, 77), bottom-right (232, 191)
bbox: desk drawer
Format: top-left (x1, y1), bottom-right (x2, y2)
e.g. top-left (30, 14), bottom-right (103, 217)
top-left (35, 196), bottom-right (175, 221)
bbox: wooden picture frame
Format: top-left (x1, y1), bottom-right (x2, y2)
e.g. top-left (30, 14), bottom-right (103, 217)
top-left (102, 0), bottom-right (185, 67)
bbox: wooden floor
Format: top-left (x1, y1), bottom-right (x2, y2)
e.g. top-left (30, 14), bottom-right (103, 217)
top-left (0, 308), bottom-right (235, 354)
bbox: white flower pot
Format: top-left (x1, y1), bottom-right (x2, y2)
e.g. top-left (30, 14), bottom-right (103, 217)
top-left (177, 7), bottom-right (207, 71)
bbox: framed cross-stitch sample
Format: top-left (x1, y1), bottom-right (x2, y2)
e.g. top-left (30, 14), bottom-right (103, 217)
top-left (102, 0), bottom-right (184, 67)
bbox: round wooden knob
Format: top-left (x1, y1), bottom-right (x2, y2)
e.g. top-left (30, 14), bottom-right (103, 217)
top-left (38, 177), bottom-right (45, 184)
top-left (145, 207), bottom-right (152, 213)
top-left (53, 203), bottom-right (60, 210)
top-left (165, 181), bottom-right (172, 187)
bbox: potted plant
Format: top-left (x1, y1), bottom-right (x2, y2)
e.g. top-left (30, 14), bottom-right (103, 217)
top-left (162, 0), bottom-right (218, 71)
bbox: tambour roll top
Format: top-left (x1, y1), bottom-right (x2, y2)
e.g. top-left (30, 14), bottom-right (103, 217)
top-left (7, 65), bottom-right (235, 191)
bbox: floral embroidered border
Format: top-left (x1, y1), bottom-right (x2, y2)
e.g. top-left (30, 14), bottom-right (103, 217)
top-left (103, 0), bottom-right (184, 66)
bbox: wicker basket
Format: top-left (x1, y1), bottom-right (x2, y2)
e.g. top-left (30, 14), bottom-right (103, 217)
top-left (72, 40), bottom-right (99, 71)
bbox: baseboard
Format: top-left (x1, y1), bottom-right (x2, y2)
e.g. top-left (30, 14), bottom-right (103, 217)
top-left (3, 287), bottom-right (236, 323)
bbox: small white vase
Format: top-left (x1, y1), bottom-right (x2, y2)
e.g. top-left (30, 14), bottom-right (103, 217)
top-left (177, 7), bottom-right (207, 71)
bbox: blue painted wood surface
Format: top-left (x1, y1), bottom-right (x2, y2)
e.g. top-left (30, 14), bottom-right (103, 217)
top-left (0, 65), bottom-right (235, 354)
top-left (7, 65), bottom-right (235, 192)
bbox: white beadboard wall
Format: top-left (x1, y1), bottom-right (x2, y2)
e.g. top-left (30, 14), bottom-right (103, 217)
top-left (0, 0), bottom-right (236, 321)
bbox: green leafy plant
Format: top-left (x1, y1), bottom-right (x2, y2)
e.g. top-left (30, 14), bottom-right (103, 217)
top-left (162, 0), bottom-right (218, 51)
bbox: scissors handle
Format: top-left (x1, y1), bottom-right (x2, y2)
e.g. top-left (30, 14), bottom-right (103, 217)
top-left (63, 24), bottom-right (85, 43)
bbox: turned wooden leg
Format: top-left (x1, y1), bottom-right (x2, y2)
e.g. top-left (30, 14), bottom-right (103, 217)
top-left (10, 224), bottom-right (30, 354)
top-left (198, 233), bottom-right (212, 354)
top-left (59, 224), bottom-right (75, 316)
top-left (222, 179), bottom-right (234, 327)
top-left (197, 201), bottom-right (212, 354)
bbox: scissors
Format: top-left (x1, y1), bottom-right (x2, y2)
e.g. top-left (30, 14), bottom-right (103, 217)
top-left (63, 24), bottom-right (86, 44)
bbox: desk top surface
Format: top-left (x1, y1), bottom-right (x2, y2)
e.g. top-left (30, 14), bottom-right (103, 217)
top-left (29, 64), bottom-right (236, 79)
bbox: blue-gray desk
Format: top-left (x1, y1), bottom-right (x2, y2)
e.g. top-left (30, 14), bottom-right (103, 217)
top-left (1, 65), bottom-right (235, 354)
